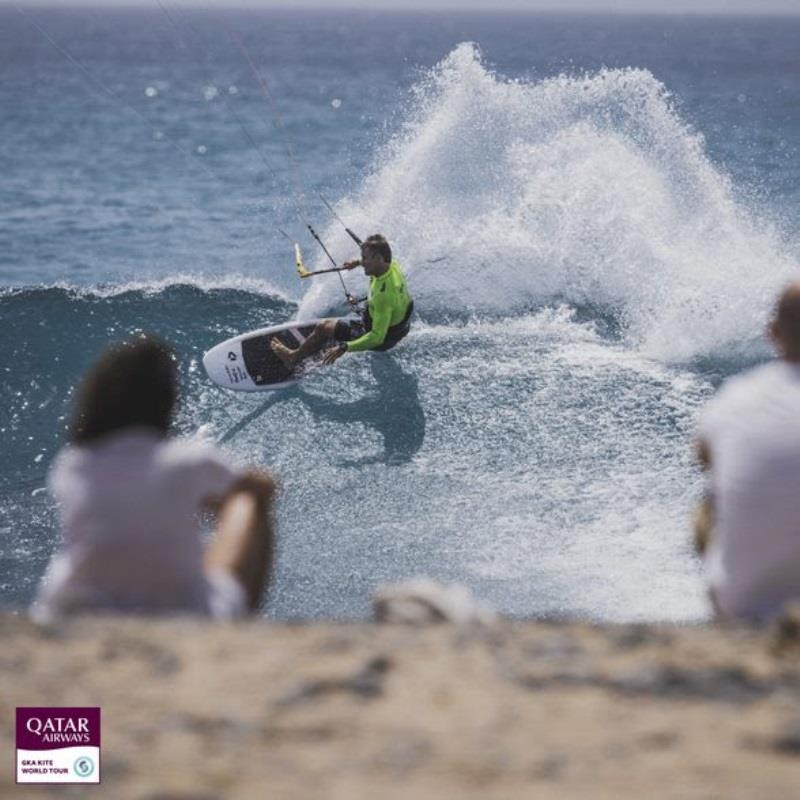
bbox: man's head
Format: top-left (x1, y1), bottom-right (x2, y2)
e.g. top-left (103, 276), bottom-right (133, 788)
top-left (770, 282), bottom-right (800, 362)
top-left (360, 234), bottom-right (392, 276)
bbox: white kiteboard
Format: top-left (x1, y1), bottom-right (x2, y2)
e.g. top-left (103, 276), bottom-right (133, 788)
top-left (203, 318), bottom-right (329, 392)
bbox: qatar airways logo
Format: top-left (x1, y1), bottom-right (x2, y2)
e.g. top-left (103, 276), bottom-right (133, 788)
top-left (25, 716), bottom-right (91, 744)
top-left (17, 707), bottom-right (101, 784)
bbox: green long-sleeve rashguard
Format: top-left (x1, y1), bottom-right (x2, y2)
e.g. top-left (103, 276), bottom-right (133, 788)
top-left (345, 260), bottom-right (412, 352)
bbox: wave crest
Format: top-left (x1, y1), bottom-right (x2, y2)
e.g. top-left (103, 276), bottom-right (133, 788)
top-left (299, 43), bottom-right (797, 361)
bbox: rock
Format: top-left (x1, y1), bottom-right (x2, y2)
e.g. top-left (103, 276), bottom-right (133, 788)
top-left (373, 578), bottom-right (498, 626)
top-left (611, 665), bottom-right (770, 703)
top-left (771, 717), bottom-right (800, 755)
top-left (275, 655), bottom-right (393, 707)
top-left (613, 624), bottom-right (674, 649)
top-left (770, 603), bottom-right (800, 656)
top-left (139, 794), bottom-right (222, 800)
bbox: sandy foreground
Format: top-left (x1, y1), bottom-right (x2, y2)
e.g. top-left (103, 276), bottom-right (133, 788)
top-left (2, 613), bottom-right (800, 799)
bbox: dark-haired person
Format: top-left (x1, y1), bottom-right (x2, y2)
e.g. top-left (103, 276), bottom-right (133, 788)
top-left (270, 233), bottom-right (413, 369)
top-left (695, 282), bottom-right (800, 622)
top-left (33, 335), bottom-right (276, 620)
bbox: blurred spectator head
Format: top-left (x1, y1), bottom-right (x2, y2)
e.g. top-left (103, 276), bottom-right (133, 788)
top-left (69, 334), bottom-right (177, 444)
top-left (771, 282), bottom-right (800, 362)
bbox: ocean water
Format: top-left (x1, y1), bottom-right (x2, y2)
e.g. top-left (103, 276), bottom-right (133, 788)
top-left (2, 8), bottom-right (799, 621)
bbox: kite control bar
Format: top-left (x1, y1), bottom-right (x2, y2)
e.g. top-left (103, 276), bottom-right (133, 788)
top-left (294, 243), bottom-right (354, 278)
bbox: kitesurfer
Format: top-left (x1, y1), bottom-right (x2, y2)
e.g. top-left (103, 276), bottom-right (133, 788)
top-left (270, 234), bottom-right (413, 369)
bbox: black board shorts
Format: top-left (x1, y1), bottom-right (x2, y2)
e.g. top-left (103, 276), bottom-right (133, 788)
top-left (333, 302), bottom-right (414, 353)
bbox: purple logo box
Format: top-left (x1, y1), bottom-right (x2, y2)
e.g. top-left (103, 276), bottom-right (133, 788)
top-left (17, 708), bottom-right (101, 751)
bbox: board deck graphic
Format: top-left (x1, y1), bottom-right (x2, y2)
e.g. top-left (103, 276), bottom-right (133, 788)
top-left (203, 319), bottom-right (328, 391)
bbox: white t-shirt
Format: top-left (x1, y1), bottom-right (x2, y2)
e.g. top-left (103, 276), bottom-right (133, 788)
top-left (698, 360), bottom-right (800, 620)
top-left (34, 428), bottom-right (245, 619)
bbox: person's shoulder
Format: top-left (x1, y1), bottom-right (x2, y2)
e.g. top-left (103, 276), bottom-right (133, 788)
top-left (51, 442), bottom-right (80, 467)
top-left (48, 443), bottom-right (81, 482)
top-left (47, 442), bottom-right (98, 497)
top-left (156, 437), bottom-right (244, 500)
top-left (723, 360), bottom-right (782, 396)
top-left (389, 261), bottom-right (408, 287)
top-left (705, 360), bottom-right (781, 419)
top-left (372, 273), bottom-right (393, 299)
top-left (160, 437), bottom-right (233, 471)
top-left (699, 361), bottom-right (791, 443)
top-left (49, 439), bottom-right (108, 475)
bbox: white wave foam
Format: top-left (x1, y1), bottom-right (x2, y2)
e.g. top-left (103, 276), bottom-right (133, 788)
top-left (299, 43), bottom-right (798, 361)
top-left (0, 273), bottom-right (292, 302)
top-left (409, 304), bottom-right (596, 341)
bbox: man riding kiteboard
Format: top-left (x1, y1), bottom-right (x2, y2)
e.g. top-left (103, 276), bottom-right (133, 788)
top-left (270, 233), bottom-right (413, 369)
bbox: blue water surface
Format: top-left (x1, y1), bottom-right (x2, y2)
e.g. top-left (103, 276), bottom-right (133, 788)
top-left (1, 8), bottom-right (799, 621)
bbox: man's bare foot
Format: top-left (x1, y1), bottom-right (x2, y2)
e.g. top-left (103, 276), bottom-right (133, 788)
top-left (270, 338), bottom-right (297, 369)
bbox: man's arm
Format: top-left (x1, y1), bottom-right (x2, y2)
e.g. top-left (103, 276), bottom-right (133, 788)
top-left (204, 470), bottom-right (277, 612)
top-left (696, 439), bottom-right (711, 470)
top-left (694, 438), bottom-right (713, 555)
top-left (202, 470), bottom-right (276, 513)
